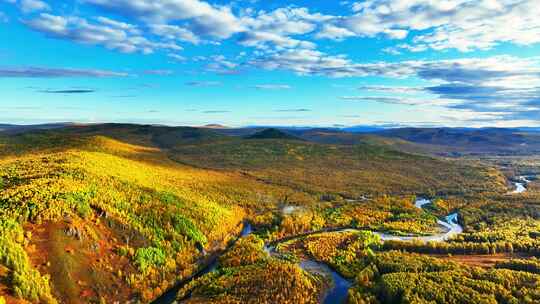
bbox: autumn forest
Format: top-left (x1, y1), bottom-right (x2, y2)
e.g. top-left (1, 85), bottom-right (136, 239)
top-left (0, 124), bottom-right (539, 304)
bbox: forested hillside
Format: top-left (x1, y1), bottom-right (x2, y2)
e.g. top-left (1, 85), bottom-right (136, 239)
top-left (0, 127), bottom-right (304, 303)
top-left (0, 124), bottom-right (533, 304)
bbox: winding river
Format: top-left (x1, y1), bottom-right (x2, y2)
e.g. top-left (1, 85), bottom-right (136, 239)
top-left (281, 197), bottom-right (464, 304)
top-left (152, 176), bottom-right (534, 304)
top-left (373, 198), bottom-right (463, 242)
top-left (153, 197), bottom-right (466, 304)
top-left (512, 176), bottom-right (532, 194)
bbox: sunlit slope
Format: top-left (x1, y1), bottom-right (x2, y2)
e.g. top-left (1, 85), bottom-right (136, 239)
top-left (169, 137), bottom-right (506, 198)
top-left (0, 132), bottom-right (306, 303)
top-left (59, 124), bottom-right (508, 196)
top-left (5, 124), bottom-right (506, 200)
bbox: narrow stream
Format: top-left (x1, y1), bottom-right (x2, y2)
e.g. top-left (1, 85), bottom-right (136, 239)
top-left (152, 223), bottom-right (252, 304)
top-left (374, 211), bottom-right (463, 242)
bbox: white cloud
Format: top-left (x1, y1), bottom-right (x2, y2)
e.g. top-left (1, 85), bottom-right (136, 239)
top-left (143, 69), bottom-right (173, 75)
top-left (167, 53), bottom-right (186, 62)
top-left (340, 0), bottom-right (540, 52)
top-left (0, 66), bottom-right (129, 77)
top-left (250, 84), bottom-right (292, 90)
top-left (234, 7), bottom-right (331, 51)
top-left (438, 109), bottom-right (509, 123)
top-left (25, 14), bottom-right (182, 54)
top-left (383, 29), bottom-right (408, 39)
top-left (204, 55), bottom-right (239, 74)
top-left (238, 31), bottom-right (316, 50)
top-left (11, 0), bottom-right (540, 126)
top-left (96, 16), bottom-right (139, 33)
top-left (341, 96), bottom-right (459, 106)
top-left (185, 81), bottom-right (222, 87)
top-left (19, 0), bottom-right (49, 14)
top-left (149, 24), bottom-right (200, 44)
top-left (240, 7), bottom-right (325, 36)
top-left (315, 24), bottom-right (355, 40)
top-left (250, 49), bottom-right (355, 77)
top-left (23, 1), bottom-right (324, 58)
top-left (251, 49), bottom-right (540, 83)
top-left (358, 85), bottom-right (422, 94)
top-left (12, 0), bottom-right (540, 59)
top-left (250, 50), bottom-right (540, 122)
top-left (84, 0), bottom-right (243, 39)
top-left (350, 56), bottom-right (540, 122)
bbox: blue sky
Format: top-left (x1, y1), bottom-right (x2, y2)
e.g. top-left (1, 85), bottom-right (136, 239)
top-left (1, 0), bottom-right (539, 127)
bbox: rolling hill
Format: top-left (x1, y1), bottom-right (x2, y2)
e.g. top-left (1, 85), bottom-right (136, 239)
top-left (373, 128), bottom-right (540, 156)
top-left (0, 126), bottom-right (308, 303)
top-left (271, 127), bottom-right (540, 157)
top-left (246, 128), bottom-right (302, 140)
top-left (0, 124), bottom-right (513, 303)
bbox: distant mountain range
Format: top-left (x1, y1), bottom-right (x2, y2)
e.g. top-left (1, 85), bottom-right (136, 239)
top-left (369, 127), bottom-right (540, 156)
top-left (2, 123), bottom-right (539, 134)
top-left (217, 125), bottom-right (540, 156)
top-left (2, 123), bottom-right (539, 156)
top-left (241, 124), bottom-right (540, 134)
top-left (0, 123), bottom-right (74, 134)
